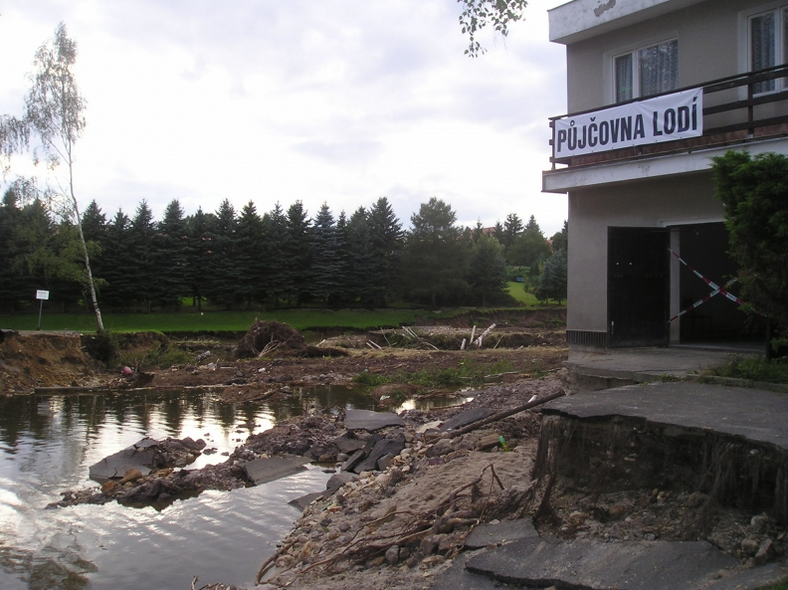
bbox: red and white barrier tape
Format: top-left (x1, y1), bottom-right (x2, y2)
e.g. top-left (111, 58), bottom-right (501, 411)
top-left (668, 278), bottom-right (737, 323)
top-left (667, 248), bottom-right (759, 322)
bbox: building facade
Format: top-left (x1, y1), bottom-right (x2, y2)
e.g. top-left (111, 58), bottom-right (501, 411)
top-left (543, 0), bottom-right (788, 348)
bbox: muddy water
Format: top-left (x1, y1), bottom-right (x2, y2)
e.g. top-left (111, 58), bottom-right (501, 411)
top-left (0, 386), bottom-right (462, 590)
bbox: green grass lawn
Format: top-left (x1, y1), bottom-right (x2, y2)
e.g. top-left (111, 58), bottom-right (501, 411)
top-left (0, 308), bottom-right (437, 334)
top-left (507, 282), bottom-right (539, 305)
top-left (2, 299), bottom-right (568, 335)
top-left (506, 282), bottom-right (565, 307)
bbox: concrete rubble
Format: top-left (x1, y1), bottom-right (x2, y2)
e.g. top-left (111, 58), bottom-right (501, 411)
top-left (432, 526), bottom-right (787, 590)
top-left (243, 456), bottom-right (312, 485)
top-left (344, 409), bottom-right (405, 431)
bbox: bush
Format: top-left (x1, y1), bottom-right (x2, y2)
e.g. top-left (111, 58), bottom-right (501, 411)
top-left (352, 371), bottom-right (390, 386)
top-left (81, 332), bottom-right (118, 363)
top-left (710, 356), bottom-right (788, 384)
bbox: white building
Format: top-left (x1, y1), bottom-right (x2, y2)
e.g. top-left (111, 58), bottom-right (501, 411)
top-left (543, 0), bottom-right (788, 348)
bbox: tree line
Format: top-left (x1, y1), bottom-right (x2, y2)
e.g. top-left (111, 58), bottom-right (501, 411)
top-left (0, 188), bottom-right (567, 314)
top-left (0, 15), bottom-right (538, 329)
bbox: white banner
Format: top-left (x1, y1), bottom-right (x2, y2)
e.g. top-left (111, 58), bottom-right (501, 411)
top-left (554, 88), bottom-right (703, 159)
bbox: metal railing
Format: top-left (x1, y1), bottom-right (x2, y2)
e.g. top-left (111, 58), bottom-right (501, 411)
top-left (549, 64), bottom-right (788, 169)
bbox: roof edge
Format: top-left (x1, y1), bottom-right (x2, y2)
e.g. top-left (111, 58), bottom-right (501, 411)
top-left (548, 0), bottom-right (707, 45)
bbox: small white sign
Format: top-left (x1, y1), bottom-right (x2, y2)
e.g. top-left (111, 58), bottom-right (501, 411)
top-left (36, 290), bottom-right (50, 301)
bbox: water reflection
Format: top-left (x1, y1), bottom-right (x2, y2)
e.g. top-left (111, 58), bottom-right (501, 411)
top-left (0, 384), bottom-right (468, 589)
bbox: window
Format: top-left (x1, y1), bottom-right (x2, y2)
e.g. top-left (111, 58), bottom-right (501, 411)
top-left (614, 39), bottom-right (678, 103)
top-left (749, 8), bottom-right (788, 93)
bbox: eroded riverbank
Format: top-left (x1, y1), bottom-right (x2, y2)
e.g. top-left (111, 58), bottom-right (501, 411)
top-left (0, 321), bottom-right (569, 589)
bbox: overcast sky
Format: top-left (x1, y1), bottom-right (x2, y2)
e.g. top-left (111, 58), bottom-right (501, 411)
top-left (0, 0), bottom-right (567, 235)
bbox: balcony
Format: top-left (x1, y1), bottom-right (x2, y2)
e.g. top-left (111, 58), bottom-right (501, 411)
top-left (547, 64), bottom-right (788, 174)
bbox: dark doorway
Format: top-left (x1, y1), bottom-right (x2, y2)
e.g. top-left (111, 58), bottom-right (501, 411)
top-left (608, 227), bottom-right (669, 347)
top-left (676, 223), bottom-right (764, 344)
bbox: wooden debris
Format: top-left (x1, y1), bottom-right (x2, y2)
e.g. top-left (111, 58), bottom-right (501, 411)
top-left (256, 464), bottom-right (510, 586)
top-left (448, 390), bottom-right (565, 438)
top-left (257, 340), bottom-right (280, 358)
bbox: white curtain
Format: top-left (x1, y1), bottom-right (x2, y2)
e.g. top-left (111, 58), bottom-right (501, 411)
top-left (615, 54), bottom-right (633, 103)
top-left (639, 40), bottom-right (679, 97)
top-left (751, 12), bottom-right (776, 93)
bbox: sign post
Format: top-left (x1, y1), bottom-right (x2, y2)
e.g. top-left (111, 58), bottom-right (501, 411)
top-left (36, 290), bottom-right (49, 331)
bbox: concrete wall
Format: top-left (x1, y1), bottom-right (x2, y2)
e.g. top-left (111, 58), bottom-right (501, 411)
top-left (565, 0), bottom-right (773, 113)
top-left (567, 172), bottom-right (723, 334)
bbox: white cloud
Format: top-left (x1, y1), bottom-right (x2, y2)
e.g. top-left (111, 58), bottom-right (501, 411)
top-left (0, 0), bottom-right (567, 234)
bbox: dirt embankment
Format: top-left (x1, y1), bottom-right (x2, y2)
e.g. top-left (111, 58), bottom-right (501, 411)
top-left (0, 311), bottom-right (568, 395)
top-left (3, 322), bottom-right (784, 590)
top-left (414, 307), bottom-right (566, 329)
top-left (0, 330), bottom-right (103, 393)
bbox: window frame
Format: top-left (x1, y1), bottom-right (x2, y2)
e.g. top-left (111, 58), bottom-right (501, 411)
top-left (747, 5), bottom-right (788, 95)
top-left (610, 37), bottom-right (679, 104)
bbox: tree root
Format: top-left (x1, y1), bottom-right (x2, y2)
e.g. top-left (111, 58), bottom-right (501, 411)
top-left (256, 463), bottom-right (520, 586)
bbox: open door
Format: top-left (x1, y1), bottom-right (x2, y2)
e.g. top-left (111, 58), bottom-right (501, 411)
top-left (608, 227), bottom-right (669, 347)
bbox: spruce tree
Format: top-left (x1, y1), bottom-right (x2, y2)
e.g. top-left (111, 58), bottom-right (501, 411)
top-left (153, 199), bottom-right (189, 307)
top-left (99, 209), bottom-right (135, 309)
top-left (129, 200), bottom-right (157, 312)
top-left (262, 203), bottom-right (289, 308)
top-left (468, 235), bottom-right (508, 307)
top-left (345, 207), bottom-right (375, 306)
top-left (205, 199), bottom-right (239, 308)
top-left (367, 197), bottom-right (403, 307)
top-left (235, 200), bottom-right (265, 306)
top-left (502, 213), bottom-right (523, 252)
top-left (334, 210), bottom-right (353, 304)
top-left (311, 203), bottom-right (343, 306)
top-left (403, 197), bottom-right (469, 307)
top-left (284, 201), bottom-right (312, 307)
top-left (0, 189), bottom-right (31, 311)
top-left (185, 207), bottom-right (214, 312)
top-left (537, 249), bottom-right (568, 303)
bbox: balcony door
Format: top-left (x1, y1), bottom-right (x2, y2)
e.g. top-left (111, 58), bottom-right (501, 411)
top-left (608, 227), bottom-right (670, 347)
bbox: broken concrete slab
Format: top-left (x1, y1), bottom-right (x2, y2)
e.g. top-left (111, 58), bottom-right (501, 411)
top-left (89, 438), bottom-right (159, 480)
top-left (326, 471), bottom-right (358, 494)
top-left (539, 382), bottom-right (788, 521)
top-left (428, 551), bottom-right (503, 590)
top-left (289, 471), bottom-right (359, 512)
top-left (376, 453), bottom-right (394, 471)
top-left (344, 409), bottom-right (404, 431)
top-left (440, 408), bottom-right (496, 432)
top-left (353, 433), bottom-right (405, 473)
top-left (464, 518), bottom-right (540, 550)
top-left (243, 456), bottom-right (312, 486)
top-left (288, 492), bottom-right (324, 512)
top-left (543, 382), bottom-right (788, 452)
top-left (332, 434), bottom-right (367, 454)
top-left (340, 449), bottom-right (366, 472)
top-left (465, 537), bottom-right (738, 590)
top-left (88, 436), bottom-right (207, 482)
top-left (703, 562), bottom-right (788, 590)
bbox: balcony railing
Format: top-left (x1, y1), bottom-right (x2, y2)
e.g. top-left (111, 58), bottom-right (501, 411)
top-left (549, 64), bottom-right (788, 169)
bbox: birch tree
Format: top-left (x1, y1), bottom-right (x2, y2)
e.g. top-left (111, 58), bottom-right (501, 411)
top-left (458, 0), bottom-right (528, 57)
top-left (23, 23), bottom-right (105, 330)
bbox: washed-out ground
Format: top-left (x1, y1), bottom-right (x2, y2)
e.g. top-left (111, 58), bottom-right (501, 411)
top-left (247, 380), bottom-right (788, 590)
top-left (1, 321), bottom-right (786, 590)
